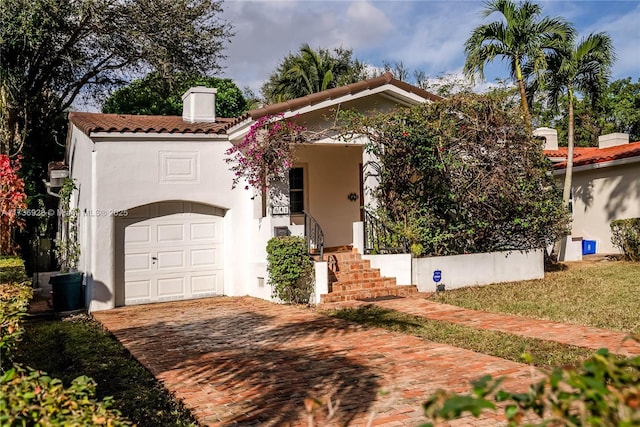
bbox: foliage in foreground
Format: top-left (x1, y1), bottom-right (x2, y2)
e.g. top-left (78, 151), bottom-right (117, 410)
top-left (0, 256), bottom-right (29, 284)
top-left (0, 365), bottom-right (132, 426)
top-left (422, 348), bottom-right (640, 426)
top-left (342, 93), bottom-right (570, 256)
top-left (0, 280), bottom-right (31, 369)
top-left (0, 259), bottom-right (137, 426)
top-left (266, 236), bottom-right (314, 304)
top-left (16, 317), bottom-right (197, 427)
top-left (611, 218), bottom-right (640, 261)
top-left (0, 155), bottom-right (27, 255)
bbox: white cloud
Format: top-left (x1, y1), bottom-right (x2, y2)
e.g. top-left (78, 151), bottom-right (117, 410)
top-left (218, 0), bottom-right (640, 96)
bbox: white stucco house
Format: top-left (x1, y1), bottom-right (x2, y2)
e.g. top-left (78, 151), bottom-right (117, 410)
top-left (64, 73), bottom-right (444, 311)
top-left (539, 128), bottom-right (640, 255)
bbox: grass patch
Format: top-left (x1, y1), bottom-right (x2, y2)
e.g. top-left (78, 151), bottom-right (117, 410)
top-left (431, 261), bottom-right (640, 333)
top-left (14, 315), bottom-right (197, 427)
top-left (329, 305), bottom-right (598, 369)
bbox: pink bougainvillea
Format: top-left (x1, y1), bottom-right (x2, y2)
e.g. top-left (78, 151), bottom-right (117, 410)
top-left (225, 114), bottom-right (305, 192)
top-left (0, 155), bottom-right (27, 255)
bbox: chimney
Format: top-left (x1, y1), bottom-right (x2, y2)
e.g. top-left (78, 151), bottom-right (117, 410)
top-left (533, 127), bottom-right (558, 150)
top-left (598, 133), bottom-right (629, 149)
top-left (182, 86), bottom-right (217, 123)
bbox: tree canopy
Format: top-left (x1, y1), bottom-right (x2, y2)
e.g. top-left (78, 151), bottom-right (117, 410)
top-left (342, 93), bottom-right (569, 256)
top-left (530, 32), bottom-right (615, 207)
top-left (0, 0), bottom-right (232, 155)
top-left (464, 0), bottom-right (574, 130)
top-left (103, 73), bottom-right (248, 118)
top-left (261, 44), bottom-right (369, 104)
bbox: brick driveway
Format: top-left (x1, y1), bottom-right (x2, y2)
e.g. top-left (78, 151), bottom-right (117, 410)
top-left (94, 297), bottom-right (537, 427)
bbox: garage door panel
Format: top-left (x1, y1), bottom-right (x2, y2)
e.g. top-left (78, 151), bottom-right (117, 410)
top-left (157, 224), bottom-right (185, 242)
top-left (190, 222), bottom-right (218, 241)
top-left (157, 277), bottom-right (185, 299)
top-left (157, 250), bottom-right (185, 270)
top-left (123, 205), bottom-right (224, 305)
top-left (190, 248), bottom-right (220, 268)
top-left (125, 253), bottom-right (151, 272)
top-left (126, 280), bottom-right (152, 301)
top-left (191, 273), bottom-right (222, 295)
top-left (125, 225), bottom-right (151, 244)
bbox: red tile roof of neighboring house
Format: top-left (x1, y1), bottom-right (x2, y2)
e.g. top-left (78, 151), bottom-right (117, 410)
top-left (545, 142), bottom-right (640, 169)
top-left (247, 72), bottom-right (442, 120)
top-left (68, 112), bottom-right (242, 136)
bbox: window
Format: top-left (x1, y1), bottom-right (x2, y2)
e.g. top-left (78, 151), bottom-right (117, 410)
top-left (289, 167), bottom-right (304, 214)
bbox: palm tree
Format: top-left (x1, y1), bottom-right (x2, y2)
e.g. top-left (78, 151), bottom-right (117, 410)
top-left (263, 44), bottom-right (367, 103)
top-left (534, 32), bottom-right (615, 207)
top-left (464, 0), bottom-right (574, 131)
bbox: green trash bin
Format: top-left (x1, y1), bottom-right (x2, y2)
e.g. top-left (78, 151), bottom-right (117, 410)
top-left (50, 272), bottom-right (84, 312)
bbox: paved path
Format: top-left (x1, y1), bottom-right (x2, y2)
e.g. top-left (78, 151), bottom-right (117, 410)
top-left (355, 298), bottom-right (640, 357)
top-left (94, 297), bottom-right (538, 427)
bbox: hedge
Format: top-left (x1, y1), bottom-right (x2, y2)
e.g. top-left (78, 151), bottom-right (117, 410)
top-left (0, 257), bottom-right (29, 284)
top-left (610, 218), bottom-right (640, 261)
top-left (0, 365), bottom-right (132, 426)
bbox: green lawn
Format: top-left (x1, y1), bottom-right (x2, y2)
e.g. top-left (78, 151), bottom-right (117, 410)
top-left (430, 260), bottom-right (640, 333)
top-left (15, 315), bottom-right (197, 427)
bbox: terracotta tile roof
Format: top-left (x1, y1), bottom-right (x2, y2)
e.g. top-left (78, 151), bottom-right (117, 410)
top-left (545, 142), bottom-right (640, 169)
top-left (247, 72), bottom-right (442, 120)
top-left (69, 112), bottom-right (242, 136)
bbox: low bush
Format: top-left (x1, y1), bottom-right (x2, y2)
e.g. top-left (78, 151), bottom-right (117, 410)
top-left (0, 281), bottom-right (32, 368)
top-left (0, 256), bottom-right (29, 284)
top-left (0, 365), bottom-right (132, 426)
top-left (611, 218), bottom-right (640, 261)
top-left (422, 348), bottom-right (640, 426)
top-left (266, 236), bottom-right (314, 304)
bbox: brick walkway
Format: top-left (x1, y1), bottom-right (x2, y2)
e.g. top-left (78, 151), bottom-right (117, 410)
top-left (358, 298), bottom-right (640, 357)
top-left (94, 297), bottom-right (538, 427)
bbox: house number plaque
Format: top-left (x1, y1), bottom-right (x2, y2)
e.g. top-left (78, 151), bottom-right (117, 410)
top-left (272, 205), bottom-right (289, 215)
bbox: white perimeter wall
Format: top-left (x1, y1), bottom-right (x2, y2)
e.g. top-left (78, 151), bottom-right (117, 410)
top-left (412, 250), bottom-right (544, 292)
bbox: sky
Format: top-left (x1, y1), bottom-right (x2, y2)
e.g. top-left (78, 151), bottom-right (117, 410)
top-left (217, 0), bottom-right (640, 96)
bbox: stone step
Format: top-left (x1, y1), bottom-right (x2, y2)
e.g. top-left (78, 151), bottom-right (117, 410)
top-left (325, 250), bottom-right (362, 263)
top-left (319, 285), bottom-right (419, 304)
top-left (331, 277), bottom-right (397, 292)
top-left (320, 287), bottom-right (401, 304)
top-left (320, 285), bottom-right (422, 304)
top-left (317, 290), bottom-right (430, 310)
top-left (332, 268), bottom-right (381, 282)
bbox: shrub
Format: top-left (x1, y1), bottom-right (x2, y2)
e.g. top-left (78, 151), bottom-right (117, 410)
top-left (0, 155), bottom-right (27, 255)
top-left (0, 281), bottom-right (32, 368)
top-left (341, 93), bottom-right (570, 256)
top-left (266, 236), bottom-right (314, 304)
top-left (0, 365), bottom-right (132, 426)
top-left (611, 218), bottom-right (640, 261)
top-left (421, 348), bottom-right (640, 426)
top-left (225, 114), bottom-right (305, 192)
top-left (0, 256), bottom-right (29, 283)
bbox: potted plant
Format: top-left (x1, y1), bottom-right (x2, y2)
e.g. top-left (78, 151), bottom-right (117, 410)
top-left (50, 178), bottom-right (84, 312)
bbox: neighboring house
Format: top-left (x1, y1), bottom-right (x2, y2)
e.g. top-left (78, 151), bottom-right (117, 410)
top-left (63, 73), bottom-right (441, 311)
top-left (539, 128), bottom-right (640, 254)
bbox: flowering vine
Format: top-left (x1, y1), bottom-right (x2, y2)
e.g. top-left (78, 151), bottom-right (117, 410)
top-left (0, 155), bottom-right (27, 255)
top-left (225, 114), bottom-right (305, 192)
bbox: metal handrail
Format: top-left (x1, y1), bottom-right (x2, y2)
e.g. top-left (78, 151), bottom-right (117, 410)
top-left (363, 209), bottom-right (410, 255)
top-left (302, 210), bottom-right (324, 261)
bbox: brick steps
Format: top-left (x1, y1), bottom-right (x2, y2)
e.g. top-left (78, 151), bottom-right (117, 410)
top-left (320, 250), bottom-right (419, 304)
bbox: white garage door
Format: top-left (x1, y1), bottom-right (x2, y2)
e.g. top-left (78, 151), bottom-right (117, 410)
top-left (123, 202), bottom-right (224, 305)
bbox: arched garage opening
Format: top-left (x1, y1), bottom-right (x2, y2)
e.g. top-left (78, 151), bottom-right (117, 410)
top-left (114, 201), bottom-right (227, 306)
